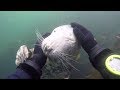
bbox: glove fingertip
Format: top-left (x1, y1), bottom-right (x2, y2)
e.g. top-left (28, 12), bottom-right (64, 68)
top-left (71, 22), bottom-right (79, 28)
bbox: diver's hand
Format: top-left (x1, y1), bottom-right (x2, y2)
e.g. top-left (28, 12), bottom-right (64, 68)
top-left (71, 22), bottom-right (97, 54)
top-left (71, 22), bottom-right (106, 61)
top-left (17, 33), bottom-right (50, 79)
top-left (17, 43), bottom-right (47, 79)
top-left (33, 32), bottom-right (51, 68)
top-left (30, 41), bottom-right (47, 69)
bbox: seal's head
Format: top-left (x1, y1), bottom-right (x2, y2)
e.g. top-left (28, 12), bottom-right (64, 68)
top-left (41, 25), bottom-right (81, 62)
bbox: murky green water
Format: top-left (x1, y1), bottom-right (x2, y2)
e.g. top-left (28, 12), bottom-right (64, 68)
top-left (0, 11), bottom-right (120, 79)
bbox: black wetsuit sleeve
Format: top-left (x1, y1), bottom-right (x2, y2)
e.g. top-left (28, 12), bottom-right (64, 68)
top-left (7, 63), bottom-right (42, 79)
top-left (7, 68), bottom-right (32, 79)
top-left (90, 49), bottom-right (120, 79)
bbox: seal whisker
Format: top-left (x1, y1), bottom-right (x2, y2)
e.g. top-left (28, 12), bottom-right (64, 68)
top-left (63, 58), bottom-right (80, 71)
top-left (59, 52), bottom-right (77, 58)
top-left (59, 53), bottom-right (80, 71)
top-left (57, 54), bottom-right (70, 73)
top-left (35, 29), bottom-right (44, 45)
top-left (56, 51), bottom-right (80, 64)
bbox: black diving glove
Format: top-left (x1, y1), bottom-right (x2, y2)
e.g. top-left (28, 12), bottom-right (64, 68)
top-left (17, 33), bottom-right (50, 79)
top-left (71, 22), bottom-right (105, 60)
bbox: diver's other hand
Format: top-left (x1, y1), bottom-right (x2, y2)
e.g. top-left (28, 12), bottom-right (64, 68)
top-left (71, 22), bottom-right (97, 54)
top-left (33, 32), bottom-right (51, 68)
top-left (17, 33), bottom-right (50, 79)
top-left (31, 42), bottom-right (47, 69)
top-left (25, 32), bottom-right (51, 72)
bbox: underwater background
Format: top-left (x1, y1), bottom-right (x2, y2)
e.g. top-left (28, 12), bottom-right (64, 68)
top-left (0, 11), bottom-right (120, 79)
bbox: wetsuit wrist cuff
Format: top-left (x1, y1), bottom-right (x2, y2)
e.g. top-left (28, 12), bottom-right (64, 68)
top-left (82, 39), bottom-right (97, 54)
top-left (17, 62), bottom-right (42, 79)
top-left (89, 44), bottom-right (106, 61)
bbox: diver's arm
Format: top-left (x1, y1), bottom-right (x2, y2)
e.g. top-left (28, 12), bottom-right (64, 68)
top-left (7, 54), bottom-right (44, 79)
top-left (7, 68), bottom-right (33, 79)
top-left (71, 22), bottom-right (120, 79)
top-left (7, 41), bottom-right (47, 79)
top-left (7, 33), bottom-right (50, 79)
